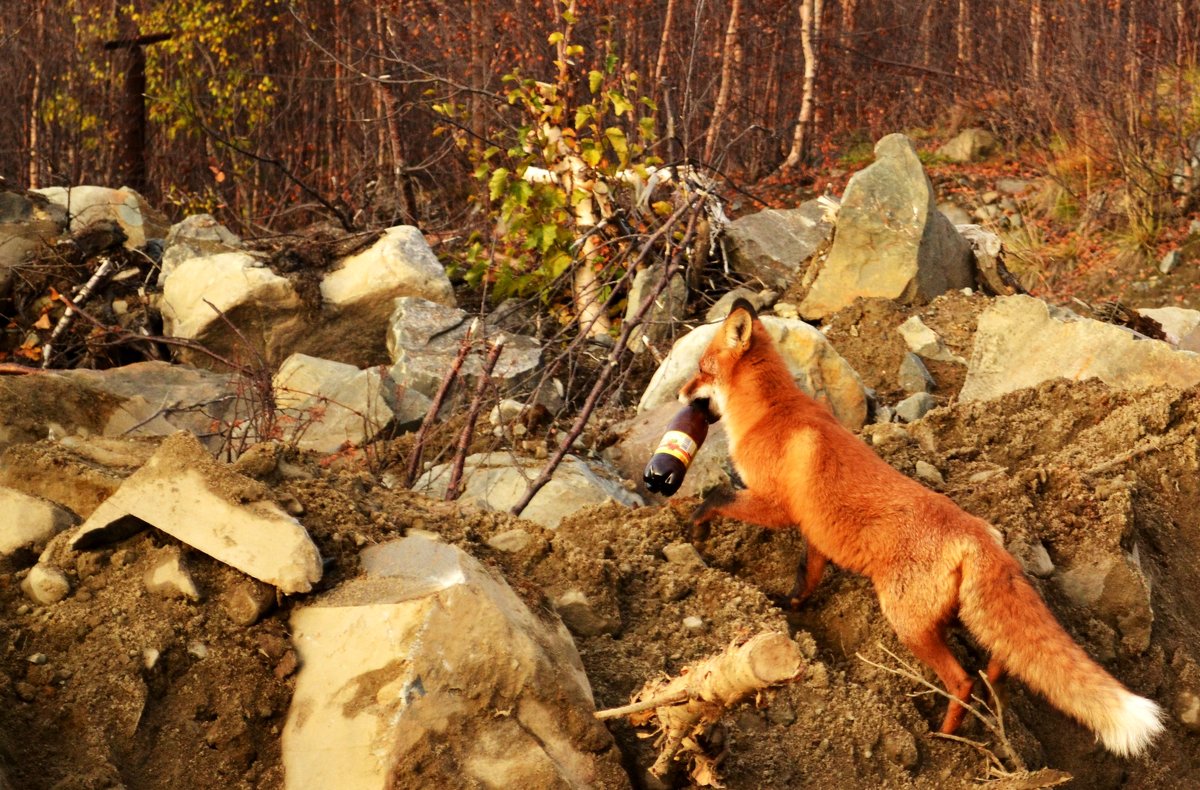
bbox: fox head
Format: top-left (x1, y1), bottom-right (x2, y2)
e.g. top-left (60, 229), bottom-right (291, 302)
top-left (678, 298), bottom-right (759, 421)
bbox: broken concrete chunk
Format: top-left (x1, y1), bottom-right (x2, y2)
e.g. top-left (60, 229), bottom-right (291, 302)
top-left (72, 432), bottom-right (322, 594)
top-left (282, 535), bottom-right (626, 789)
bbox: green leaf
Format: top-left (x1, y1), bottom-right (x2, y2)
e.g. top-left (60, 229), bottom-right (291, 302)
top-left (537, 223), bottom-right (559, 253)
top-left (488, 168), bottom-right (510, 202)
top-left (605, 53), bottom-right (619, 74)
top-left (544, 250), bottom-right (573, 279)
top-left (609, 90), bottom-right (633, 117)
top-left (588, 70), bottom-right (603, 94)
top-left (580, 141), bottom-right (602, 167)
top-left (604, 126), bottom-right (629, 162)
top-left (575, 105), bottom-right (595, 129)
top-left (509, 178), bottom-right (533, 205)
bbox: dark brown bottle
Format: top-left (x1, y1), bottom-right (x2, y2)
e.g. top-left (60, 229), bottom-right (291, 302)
top-left (643, 399), bottom-right (713, 496)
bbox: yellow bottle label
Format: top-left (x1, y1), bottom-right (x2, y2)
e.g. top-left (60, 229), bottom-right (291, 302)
top-left (654, 430), bottom-right (698, 467)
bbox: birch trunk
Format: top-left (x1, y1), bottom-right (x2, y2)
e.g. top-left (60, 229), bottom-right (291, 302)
top-left (703, 0), bottom-right (743, 163)
top-left (782, 0), bottom-right (819, 170)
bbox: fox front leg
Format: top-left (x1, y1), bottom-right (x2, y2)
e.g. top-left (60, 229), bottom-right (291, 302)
top-left (691, 487), bottom-right (795, 530)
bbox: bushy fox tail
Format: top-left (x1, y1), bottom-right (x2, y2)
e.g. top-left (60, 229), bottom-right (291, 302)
top-left (958, 546), bottom-right (1163, 757)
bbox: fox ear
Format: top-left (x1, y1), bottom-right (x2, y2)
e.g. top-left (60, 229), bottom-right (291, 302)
top-left (728, 298), bottom-right (757, 320)
top-left (723, 303), bottom-right (755, 352)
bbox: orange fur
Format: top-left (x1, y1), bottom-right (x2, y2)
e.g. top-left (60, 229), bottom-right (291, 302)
top-left (679, 302), bottom-right (1163, 757)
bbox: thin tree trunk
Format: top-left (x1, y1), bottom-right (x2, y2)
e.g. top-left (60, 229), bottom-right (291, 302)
top-left (782, 0), bottom-right (819, 170)
top-left (27, 2), bottom-right (44, 189)
top-left (704, 0), bottom-right (743, 163)
top-left (956, 0), bottom-right (971, 76)
top-left (469, 0), bottom-right (489, 150)
top-left (1030, 0), bottom-right (1044, 84)
top-left (654, 0), bottom-right (678, 88)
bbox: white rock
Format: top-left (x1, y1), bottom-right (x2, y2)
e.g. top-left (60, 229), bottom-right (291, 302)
top-left (72, 432), bottom-right (323, 594)
top-left (160, 251), bottom-right (302, 340)
top-left (1136, 306), bottom-right (1200, 345)
top-left (0, 487), bottom-right (76, 558)
top-left (638, 315), bottom-right (869, 429)
top-left (321, 226), bottom-right (454, 309)
top-left (143, 547), bottom-right (201, 601)
top-left (282, 535), bottom-right (624, 789)
top-left (898, 316), bottom-right (964, 363)
top-left (21, 563), bottom-right (70, 605)
top-left (33, 185), bottom-right (159, 249)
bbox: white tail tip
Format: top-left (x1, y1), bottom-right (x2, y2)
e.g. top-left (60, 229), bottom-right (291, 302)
top-left (1099, 693), bottom-right (1165, 757)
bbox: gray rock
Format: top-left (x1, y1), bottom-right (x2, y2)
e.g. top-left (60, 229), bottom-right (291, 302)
top-left (1058, 552), bottom-right (1154, 654)
top-left (387, 297), bottom-right (543, 400)
top-left (272, 353), bottom-right (428, 453)
top-left (414, 452), bottom-right (641, 529)
top-left (624, 265), bottom-right (687, 353)
top-left (0, 487), bottom-right (77, 560)
top-left (554, 589), bottom-right (619, 637)
top-left (282, 535), bottom-right (627, 789)
top-left (961, 295), bottom-right (1200, 402)
top-left (72, 432), bottom-right (323, 594)
top-left (220, 578), bottom-right (276, 626)
top-left (800, 134), bottom-right (974, 319)
top-left (0, 189), bottom-right (65, 299)
top-left (662, 541), bottom-right (706, 569)
top-left (897, 316), bottom-right (964, 363)
top-left (996, 178), bottom-right (1033, 195)
top-left (936, 128), bottom-right (997, 163)
top-left (725, 201), bottom-right (834, 292)
top-left (638, 315), bottom-right (869, 430)
top-left (898, 352), bottom-right (935, 394)
top-left (895, 392), bottom-right (937, 423)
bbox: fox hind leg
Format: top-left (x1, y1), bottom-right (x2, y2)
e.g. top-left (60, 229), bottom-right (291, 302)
top-left (788, 545), bottom-right (828, 609)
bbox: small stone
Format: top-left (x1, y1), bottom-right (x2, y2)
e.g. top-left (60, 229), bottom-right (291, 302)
top-left (767, 702), bottom-right (796, 726)
top-left (15, 682), bottom-right (36, 702)
top-left (27, 653), bottom-right (48, 665)
top-left (881, 730), bottom-right (920, 769)
top-left (231, 441), bottom-right (281, 479)
top-left (662, 542), bottom-right (706, 569)
top-left (21, 564), bottom-right (70, 606)
top-left (1177, 690), bottom-right (1200, 732)
top-left (188, 641), bottom-right (209, 660)
top-left (16, 604), bottom-right (30, 616)
top-left (981, 190), bottom-right (1001, 205)
top-left (898, 352), bottom-right (935, 394)
top-left (914, 460), bottom-right (944, 486)
top-left (1010, 540), bottom-right (1055, 578)
top-left (895, 392), bottom-right (937, 423)
top-left (274, 650), bottom-right (299, 680)
top-left (554, 589), bottom-right (616, 637)
top-left (898, 316), bottom-right (963, 363)
top-left (1160, 250), bottom-right (1182, 274)
top-left (220, 578), bottom-right (277, 626)
top-left (773, 302), bottom-right (799, 319)
top-left (874, 405), bottom-right (895, 424)
top-left (682, 615), bottom-right (705, 632)
top-left (486, 528), bottom-right (534, 554)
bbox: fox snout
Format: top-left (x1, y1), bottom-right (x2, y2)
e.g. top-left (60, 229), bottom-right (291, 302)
top-left (679, 375), bottom-right (721, 420)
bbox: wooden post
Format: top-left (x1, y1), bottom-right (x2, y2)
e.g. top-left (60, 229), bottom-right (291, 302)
top-left (103, 32), bottom-right (172, 196)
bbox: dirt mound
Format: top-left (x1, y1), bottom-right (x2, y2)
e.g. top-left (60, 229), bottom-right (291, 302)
top-left (2, 368), bottom-right (1197, 788)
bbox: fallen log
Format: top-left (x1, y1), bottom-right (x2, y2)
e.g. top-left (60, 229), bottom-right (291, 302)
top-left (595, 630), bottom-right (803, 786)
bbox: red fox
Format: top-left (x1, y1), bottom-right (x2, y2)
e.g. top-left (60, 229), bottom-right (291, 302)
top-left (678, 300), bottom-right (1164, 756)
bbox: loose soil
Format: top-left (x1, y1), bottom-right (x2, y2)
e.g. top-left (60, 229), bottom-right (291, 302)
top-left (2, 286), bottom-right (1199, 789)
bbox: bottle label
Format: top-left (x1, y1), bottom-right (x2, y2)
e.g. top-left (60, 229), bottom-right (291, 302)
top-left (654, 430), bottom-right (698, 467)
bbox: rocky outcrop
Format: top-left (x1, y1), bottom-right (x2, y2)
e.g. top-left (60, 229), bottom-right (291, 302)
top-left (961, 295), bottom-right (1200, 402)
top-left (33, 185), bottom-right (167, 250)
top-left (799, 134), bottom-right (973, 320)
top-left (158, 213), bottom-right (242, 286)
top-left (282, 534), bottom-right (627, 789)
top-left (638, 315), bottom-right (869, 430)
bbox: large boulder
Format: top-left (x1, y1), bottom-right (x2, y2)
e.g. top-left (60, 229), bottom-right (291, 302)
top-left (160, 251), bottom-right (307, 367)
top-left (623, 264), bottom-right (688, 354)
top-left (638, 315), bottom-right (869, 430)
top-left (413, 453), bottom-right (642, 529)
top-left (799, 134), bottom-right (974, 320)
top-left (961, 295), bottom-right (1200, 402)
top-left (725, 200), bottom-right (834, 292)
top-left (33, 185), bottom-right (167, 249)
top-left (272, 353), bottom-right (429, 453)
top-left (282, 534), bottom-right (627, 789)
top-left (604, 402), bottom-right (734, 500)
top-left (387, 297), bottom-right (543, 399)
top-left (70, 432), bottom-right (323, 594)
